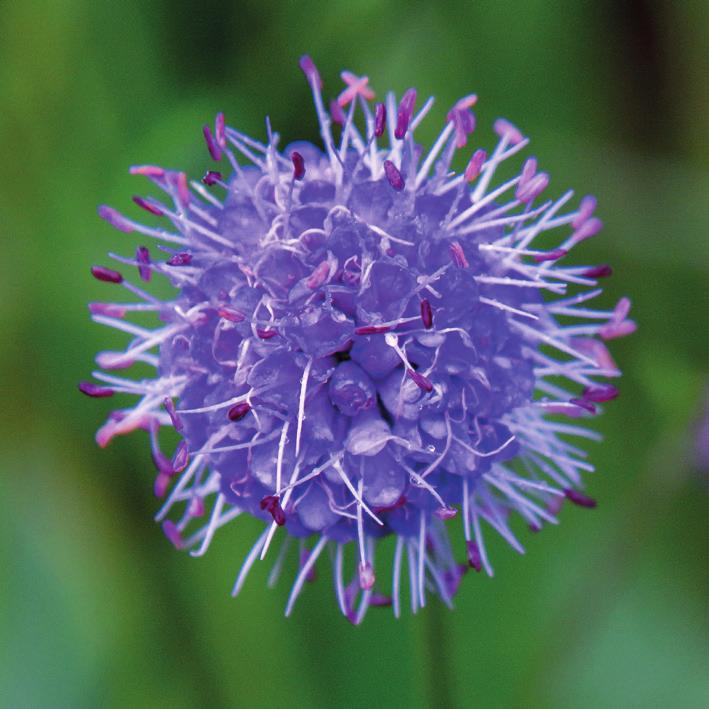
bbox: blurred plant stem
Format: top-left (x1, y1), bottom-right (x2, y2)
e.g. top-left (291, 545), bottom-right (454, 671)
top-left (423, 600), bottom-right (454, 709)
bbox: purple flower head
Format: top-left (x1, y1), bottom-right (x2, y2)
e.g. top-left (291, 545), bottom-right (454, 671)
top-left (83, 56), bottom-right (634, 622)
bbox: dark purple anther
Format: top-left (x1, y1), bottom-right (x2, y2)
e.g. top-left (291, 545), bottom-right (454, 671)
top-left (171, 440), bottom-right (189, 473)
top-left (136, 246), bottom-right (151, 282)
top-left (407, 368), bottom-right (433, 393)
top-left (370, 594), bottom-right (393, 607)
top-left (227, 402), bottom-right (251, 421)
top-left (162, 520), bottom-right (184, 549)
top-left (434, 506), bottom-right (458, 520)
top-left (582, 384), bottom-right (619, 403)
top-left (330, 99), bottom-right (345, 125)
top-left (582, 264), bottom-right (613, 278)
top-left (570, 397), bottom-right (597, 414)
top-left (394, 88), bottom-right (417, 139)
top-left (291, 151), bottom-right (305, 181)
top-left (374, 102), bottom-right (386, 137)
top-left (202, 170), bottom-right (222, 186)
top-left (167, 252), bottom-right (192, 266)
top-left (564, 488), bottom-right (597, 508)
top-left (449, 241), bottom-right (469, 268)
top-left (260, 495), bottom-right (286, 526)
top-left (91, 265), bottom-right (123, 284)
top-left (464, 148), bottom-right (487, 182)
top-left (203, 124), bottom-right (222, 161)
top-left (163, 397), bottom-right (184, 432)
top-left (466, 540), bottom-right (482, 572)
top-left (355, 324), bottom-right (391, 335)
top-left (98, 205), bottom-right (134, 233)
top-left (78, 381), bottom-right (115, 398)
top-left (299, 55), bottom-right (322, 89)
top-left (383, 160), bottom-right (405, 191)
top-left (533, 248), bottom-right (567, 263)
top-left (215, 112), bottom-right (226, 147)
top-left (420, 299), bottom-right (433, 329)
top-left (132, 196), bottom-right (164, 217)
top-left (217, 307), bottom-right (246, 323)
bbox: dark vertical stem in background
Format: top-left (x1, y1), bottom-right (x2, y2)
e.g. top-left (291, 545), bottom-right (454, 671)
top-left (424, 600), bottom-right (454, 709)
top-left (600, 0), bottom-right (673, 153)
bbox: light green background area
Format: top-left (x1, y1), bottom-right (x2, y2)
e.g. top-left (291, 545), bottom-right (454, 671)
top-left (1, 2), bottom-right (707, 708)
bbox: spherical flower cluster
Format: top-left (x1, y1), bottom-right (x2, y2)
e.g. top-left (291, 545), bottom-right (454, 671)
top-left (81, 56), bottom-right (634, 622)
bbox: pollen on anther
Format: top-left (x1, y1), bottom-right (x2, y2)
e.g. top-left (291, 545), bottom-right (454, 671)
top-left (395, 88), bottom-right (417, 139)
top-left (582, 264), bottom-right (613, 278)
top-left (582, 384), bottom-right (619, 403)
top-left (228, 402), bottom-right (251, 421)
top-left (167, 252), bottom-right (192, 266)
top-left (132, 196), bottom-right (164, 217)
top-left (202, 170), bottom-right (222, 186)
top-left (420, 299), bottom-right (433, 329)
top-left (78, 381), bottom-right (115, 398)
top-left (91, 265), bottom-right (123, 284)
top-left (260, 495), bottom-right (286, 526)
top-left (136, 246), bottom-right (152, 282)
top-left (203, 124), bottom-right (222, 161)
top-left (465, 149), bottom-right (487, 182)
top-left (374, 103), bottom-right (386, 137)
top-left (407, 368), bottom-right (433, 393)
top-left (383, 160), bottom-right (405, 191)
top-left (291, 151), bottom-right (306, 181)
top-left (564, 488), bottom-right (597, 508)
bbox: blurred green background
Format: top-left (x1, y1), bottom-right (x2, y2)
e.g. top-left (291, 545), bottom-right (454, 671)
top-left (1, 1), bottom-right (708, 707)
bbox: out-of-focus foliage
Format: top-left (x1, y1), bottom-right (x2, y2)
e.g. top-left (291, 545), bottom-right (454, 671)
top-left (1, 1), bottom-right (707, 707)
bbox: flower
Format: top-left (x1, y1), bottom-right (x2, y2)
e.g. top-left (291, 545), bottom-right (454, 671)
top-left (81, 56), bottom-right (634, 622)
